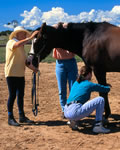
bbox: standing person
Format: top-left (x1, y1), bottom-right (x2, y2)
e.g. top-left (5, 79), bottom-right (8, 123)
top-left (64, 66), bottom-right (111, 133)
top-left (53, 48), bottom-right (78, 118)
top-left (5, 26), bottom-right (38, 126)
top-left (53, 23), bottom-right (78, 119)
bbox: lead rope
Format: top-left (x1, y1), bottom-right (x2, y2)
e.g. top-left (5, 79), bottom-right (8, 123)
top-left (31, 56), bottom-right (40, 116)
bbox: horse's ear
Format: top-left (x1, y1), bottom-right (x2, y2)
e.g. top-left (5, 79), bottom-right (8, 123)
top-left (37, 23), bottom-right (46, 39)
top-left (41, 23), bottom-right (47, 39)
top-left (41, 22), bottom-right (46, 33)
top-left (42, 22), bottom-right (46, 27)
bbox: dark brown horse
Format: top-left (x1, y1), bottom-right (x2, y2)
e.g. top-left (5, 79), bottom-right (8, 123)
top-left (29, 22), bottom-right (120, 119)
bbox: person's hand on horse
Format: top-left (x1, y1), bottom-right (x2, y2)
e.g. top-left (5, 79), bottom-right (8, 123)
top-left (106, 83), bottom-right (112, 88)
top-left (29, 30), bottom-right (39, 40)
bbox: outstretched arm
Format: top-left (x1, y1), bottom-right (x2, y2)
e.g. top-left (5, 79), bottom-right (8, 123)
top-left (13, 31), bottom-right (39, 49)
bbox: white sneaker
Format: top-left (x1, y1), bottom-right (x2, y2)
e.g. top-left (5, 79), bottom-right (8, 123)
top-left (68, 120), bottom-right (78, 130)
top-left (67, 121), bottom-right (70, 125)
top-left (93, 122), bottom-right (110, 133)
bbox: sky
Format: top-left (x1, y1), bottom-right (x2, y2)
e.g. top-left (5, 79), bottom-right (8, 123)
top-left (0, 0), bottom-right (120, 31)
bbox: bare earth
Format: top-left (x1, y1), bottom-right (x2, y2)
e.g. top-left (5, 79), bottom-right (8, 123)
top-left (0, 62), bottom-right (120, 150)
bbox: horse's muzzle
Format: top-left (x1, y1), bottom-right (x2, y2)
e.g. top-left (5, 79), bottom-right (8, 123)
top-left (26, 54), bottom-right (38, 73)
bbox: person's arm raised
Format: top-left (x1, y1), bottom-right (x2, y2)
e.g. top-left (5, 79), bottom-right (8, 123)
top-left (13, 30), bottom-right (39, 49)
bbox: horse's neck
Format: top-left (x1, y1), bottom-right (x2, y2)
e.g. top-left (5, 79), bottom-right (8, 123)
top-left (53, 29), bottom-right (83, 56)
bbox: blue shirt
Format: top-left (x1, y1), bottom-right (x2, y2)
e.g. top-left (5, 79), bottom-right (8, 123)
top-left (67, 80), bottom-right (110, 104)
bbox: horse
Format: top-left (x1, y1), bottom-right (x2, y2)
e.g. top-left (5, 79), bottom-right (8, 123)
top-left (27, 21), bottom-right (120, 119)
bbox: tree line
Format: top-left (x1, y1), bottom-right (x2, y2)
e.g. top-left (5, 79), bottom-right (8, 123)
top-left (0, 30), bottom-right (12, 36)
top-left (0, 29), bottom-right (33, 36)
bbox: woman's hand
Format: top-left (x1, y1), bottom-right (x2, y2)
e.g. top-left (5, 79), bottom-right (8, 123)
top-left (29, 30), bottom-right (39, 40)
top-left (13, 30), bottom-right (39, 49)
top-left (106, 83), bottom-right (112, 87)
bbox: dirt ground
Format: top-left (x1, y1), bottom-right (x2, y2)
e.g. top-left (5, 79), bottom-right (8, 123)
top-left (0, 62), bottom-right (120, 150)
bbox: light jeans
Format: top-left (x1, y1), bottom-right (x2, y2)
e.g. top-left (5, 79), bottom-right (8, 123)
top-left (56, 58), bottom-right (78, 112)
top-left (64, 96), bottom-right (105, 121)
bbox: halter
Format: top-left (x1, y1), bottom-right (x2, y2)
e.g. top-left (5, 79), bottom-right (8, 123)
top-left (31, 40), bottom-right (46, 116)
top-left (35, 43), bottom-right (46, 57)
top-left (31, 56), bottom-right (40, 116)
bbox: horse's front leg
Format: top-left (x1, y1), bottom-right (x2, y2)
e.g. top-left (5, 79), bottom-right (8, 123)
top-left (94, 69), bottom-right (111, 119)
top-left (99, 93), bottom-right (111, 119)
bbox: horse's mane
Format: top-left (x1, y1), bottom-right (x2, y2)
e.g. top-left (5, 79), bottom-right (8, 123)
top-left (66, 21), bottom-right (115, 33)
top-left (55, 21), bottom-right (115, 42)
top-left (54, 21), bottom-right (116, 52)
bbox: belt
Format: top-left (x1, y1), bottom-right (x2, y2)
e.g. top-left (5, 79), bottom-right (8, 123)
top-left (67, 101), bottom-right (82, 106)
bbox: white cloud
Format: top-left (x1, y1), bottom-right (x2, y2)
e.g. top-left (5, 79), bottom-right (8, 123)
top-left (111, 5), bottom-right (120, 14)
top-left (4, 24), bottom-right (14, 29)
top-left (12, 5), bottom-right (120, 29)
top-left (41, 7), bottom-right (69, 24)
top-left (20, 6), bottom-right (42, 28)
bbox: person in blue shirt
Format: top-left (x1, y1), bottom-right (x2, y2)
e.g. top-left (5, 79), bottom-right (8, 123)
top-left (64, 65), bottom-right (111, 133)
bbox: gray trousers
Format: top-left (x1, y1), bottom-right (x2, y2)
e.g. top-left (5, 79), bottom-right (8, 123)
top-left (64, 96), bottom-right (105, 121)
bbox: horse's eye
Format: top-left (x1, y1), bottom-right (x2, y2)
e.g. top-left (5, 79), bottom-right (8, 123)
top-left (43, 34), bottom-right (47, 39)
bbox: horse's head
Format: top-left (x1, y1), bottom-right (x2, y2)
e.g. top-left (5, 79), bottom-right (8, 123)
top-left (33, 23), bottom-right (48, 55)
top-left (26, 27), bottom-right (41, 72)
top-left (26, 23), bottom-right (55, 71)
top-left (33, 22), bottom-right (68, 60)
top-left (26, 22), bottom-right (83, 71)
top-left (33, 23), bottom-right (58, 60)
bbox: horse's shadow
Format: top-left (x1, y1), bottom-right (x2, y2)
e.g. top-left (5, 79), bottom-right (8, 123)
top-left (110, 114), bottom-right (120, 121)
top-left (20, 119), bottom-right (67, 127)
top-left (22, 114), bottom-right (120, 135)
top-left (75, 114), bottom-right (120, 135)
top-left (33, 120), bottom-right (67, 126)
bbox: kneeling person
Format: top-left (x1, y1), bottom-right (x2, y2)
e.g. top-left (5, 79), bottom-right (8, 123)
top-left (64, 66), bottom-right (111, 133)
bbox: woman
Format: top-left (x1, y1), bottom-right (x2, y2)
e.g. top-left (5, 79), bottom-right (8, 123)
top-left (53, 23), bottom-right (78, 119)
top-left (5, 26), bottom-right (38, 126)
top-left (53, 48), bottom-right (78, 119)
top-left (64, 66), bottom-right (111, 133)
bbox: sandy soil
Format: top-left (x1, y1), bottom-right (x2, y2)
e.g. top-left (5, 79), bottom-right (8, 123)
top-left (0, 62), bottom-right (120, 150)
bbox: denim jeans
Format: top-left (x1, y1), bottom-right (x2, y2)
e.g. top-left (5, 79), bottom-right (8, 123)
top-left (64, 96), bottom-right (105, 121)
top-left (56, 58), bottom-right (78, 112)
top-left (6, 77), bottom-right (25, 115)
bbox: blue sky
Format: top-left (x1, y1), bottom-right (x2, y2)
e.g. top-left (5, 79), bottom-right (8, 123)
top-left (0, 0), bottom-right (120, 31)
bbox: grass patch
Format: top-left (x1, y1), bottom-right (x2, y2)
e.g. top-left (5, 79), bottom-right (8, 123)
top-left (0, 45), bottom-right (32, 63)
top-left (0, 35), bottom-right (82, 63)
top-left (0, 45), bottom-right (82, 64)
top-left (0, 47), bottom-right (5, 63)
top-left (0, 35), bottom-right (9, 45)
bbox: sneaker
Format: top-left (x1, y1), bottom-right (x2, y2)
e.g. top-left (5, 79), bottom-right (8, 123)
top-left (67, 121), bottom-right (71, 125)
top-left (68, 120), bottom-right (78, 130)
top-left (19, 116), bottom-right (34, 123)
top-left (93, 122), bottom-right (110, 133)
top-left (8, 118), bottom-right (20, 126)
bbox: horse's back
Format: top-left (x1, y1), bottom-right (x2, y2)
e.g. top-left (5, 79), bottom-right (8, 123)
top-left (105, 26), bottom-right (120, 71)
top-left (105, 26), bottom-right (120, 61)
top-left (83, 24), bottom-right (120, 72)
